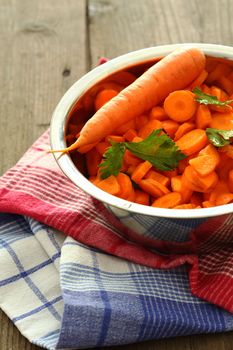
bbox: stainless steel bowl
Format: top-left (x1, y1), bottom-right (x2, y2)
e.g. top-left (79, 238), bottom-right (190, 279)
top-left (50, 43), bottom-right (233, 254)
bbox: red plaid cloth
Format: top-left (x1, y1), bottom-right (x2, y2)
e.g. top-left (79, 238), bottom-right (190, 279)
top-left (0, 130), bottom-right (233, 312)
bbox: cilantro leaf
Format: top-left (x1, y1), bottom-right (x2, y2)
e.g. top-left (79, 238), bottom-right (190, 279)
top-left (99, 142), bottom-right (126, 179)
top-left (126, 129), bottom-right (186, 171)
top-left (193, 87), bottom-right (233, 106)
top-left (206, 128), bottom-right (233, 147)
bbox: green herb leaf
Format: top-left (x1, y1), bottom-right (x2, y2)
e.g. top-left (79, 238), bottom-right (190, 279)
top-left (206, 128), bottom-right (233, 147)
top-left (99, 142), bottom-right (126, 179)
top-left (193, 87), bottom-right (233, 106)
top-left (126, 129), bottom-right (186, 171)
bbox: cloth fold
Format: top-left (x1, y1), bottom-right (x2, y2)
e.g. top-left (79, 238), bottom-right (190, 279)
top-left (1, 129), bottom-right (233, 349)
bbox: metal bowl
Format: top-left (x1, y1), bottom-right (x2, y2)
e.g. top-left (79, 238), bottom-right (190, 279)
top-left (50, 43), bottom-right (233, 254)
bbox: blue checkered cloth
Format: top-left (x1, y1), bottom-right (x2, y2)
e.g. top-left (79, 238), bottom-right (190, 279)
top-left (1, 213), bottom-right (233, 349)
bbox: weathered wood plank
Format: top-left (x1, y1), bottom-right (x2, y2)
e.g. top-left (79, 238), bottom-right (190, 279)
top-left (88, 0), bottom-right (233, 349)
top-left (0, 0), bottom-right (87, 175)
top-left (0, 0), bottom-right (87, 349)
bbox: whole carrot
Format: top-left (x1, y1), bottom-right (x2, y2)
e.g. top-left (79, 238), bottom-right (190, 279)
top-left (51, 47), bottom-right (206, 153)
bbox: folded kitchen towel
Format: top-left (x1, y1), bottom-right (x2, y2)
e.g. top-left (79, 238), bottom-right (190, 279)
top-left (0, 130), bottom-right (233, 349)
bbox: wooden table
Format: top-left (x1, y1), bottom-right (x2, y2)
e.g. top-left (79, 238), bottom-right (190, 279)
top-left (1, 0), bottom-right (233, 349)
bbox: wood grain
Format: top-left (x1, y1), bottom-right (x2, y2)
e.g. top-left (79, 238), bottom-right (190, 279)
top-left (1, 0), bottom-right (233, 349)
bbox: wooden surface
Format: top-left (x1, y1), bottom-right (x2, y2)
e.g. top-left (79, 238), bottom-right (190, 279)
top-left (0, 0), bottom-right (233, 349)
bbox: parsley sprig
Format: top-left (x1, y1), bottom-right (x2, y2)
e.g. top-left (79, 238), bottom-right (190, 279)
top-left (193, 87), bottom-right (233, 107)
top-left (99, 129), bottom-right (186, 179)
top-left (206, 128), bottom-right (233, 147)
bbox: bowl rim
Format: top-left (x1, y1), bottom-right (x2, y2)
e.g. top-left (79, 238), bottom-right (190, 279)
top-left (50, 43), bottom-right (233, 219)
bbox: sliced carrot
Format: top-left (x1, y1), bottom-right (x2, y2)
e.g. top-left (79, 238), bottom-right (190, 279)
top-left (149, 106), bottom-right (168, 121)
top-left (164, 90), bottom-right (197, 122)
top-left (135, 115), bottom-right (149, 130)
top-left (210, 112), bottom-right (233, 130)
top-left (144, 169), bottom-right (170, 187)
top-left (174, 204), bottom-right (197, 209)
top-left (195, 104), bottom-right (212, 129)
top-left (161, 119), bottom-right (179, 138)
top-left (175, 129), bottom-right (208, 156)
top-left (161, 169), bottom-right (178, 179)
top-left (123, 129), bottom-right (138, 142)
top-left (131, 161), bottom-right (152, 184)
top-left (134, 189), bottom-right (150, 205)
top-left (95, 141), bottom-right (110, 156)
top-left (152, 192), bottom-right (182, 208)
top-left (183, 165), bottom-right (218, 193)
top-left (115, 119), bottom-right (136, 135)
top-left (228, 169), bottom-right (233, 192)
top-left (209, 180), bottom-right (230, 203)
top-left (171, 175), bottom-right (193, 203)
top-left (205, 62), bottom-right (232, 84)
top-left (126, 164), bottom-right (137, 176)
top-left (174, 122), bottom-right (195, 141)
top-left (189, 144), bottom-right (220, 176)
top-left (123, 150), bottom-right (141, 166)
top-left (216, 153), bottom-right (233, 181)
top-left (219, 145), bottom-right (233, 159)
top-left (95, 89), bottom-right (119, 111)
top-left (96, 175), bottom-right (120, 195)
top-left (217, 75), bottom-right (233, 95)
top-left (202, 201), bottom-right (215, 208)
top-left (201, 84), bottom-right (211, 94)
top-left (138, 119), bottom-right (162, 139)
top-left (85, 148), bottom-right (102, 176)
top-left (188, 70), bottom-right (208, 90)
top-left (116, 172), bottom-right (134, 200)
top-left (215, 193), bottom-right (233, 206)
top-left (139, 178), bottom-right (170, 198)
top-left (105, 135), bottom-right (125, 143)
top-left (209, 86), bottom-right (232, 113)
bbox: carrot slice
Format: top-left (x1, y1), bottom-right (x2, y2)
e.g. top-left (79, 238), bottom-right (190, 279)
top-left (209, 86), bottom-right (232, 113)
top-left (174, 122), bottom-right (195, 141)
top-left (123, 129), bottom-right (138, 141)
top-left (174, 204), bottom-right (197, 209)
top-left (144, 169), bottom-right (170, 187)
top-left (205, 62), bottom-right (232, 84)
top-left (215, 193), bottom-right (233, 206)
top-left (134, 189), bottom-right (150, 205)
top-left (164, 90), bottom-right (197, 122)
top-left (131, 161), bottom-right (152, 184)
top-left (210, 112), bottom-right (233, 130)
top-left (116, 172), bottom-right (134, 200)
top-left (95, 141), bottom-right (110, 156)
top-left (152, 192), bottom-right (182, 208)
top-left (123, 150), bottom-right (141, 166)
top-left (175, 129), bottom-right (208, 156)
top-left (149, 106), bottom-right (168, 121)
top-left (139, 179), bottom-right (169, 198)
top-left (202, 201), bottom-right (215, 208)
top-left (138, 119), bottom-right (162, 139)
top-left (195, 105), bottom-right (212, 129)
top-left (183, 165), bottom-right (218, 193)
top-left (96, 175), bottom-right (120, 195)
top-left (161, 120), bottom-right (179, 138)
top-left (171, 175), bottom-right (193, 203)
top-left (95, 89), bottom-right (119, 111)
top-left (105, 135), bottom-right (125, 143)
top-left (217, 75), bottom-right (233, 95)
top-left (219, 145), bottom-right (233, 159)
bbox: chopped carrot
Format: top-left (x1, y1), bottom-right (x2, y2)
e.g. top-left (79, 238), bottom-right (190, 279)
top-left (152, 192), bottom-right (182, 208)
top-left (210, 112), bottom-right (233, 130)
top-left (202, 201), bottom-right (215, 208)
top-left (171, 175), bottom-right (193, 203)
top-left (135, 115), bottom-right (149, 130)
top-left (215, 193), bottom-right (233, 206)
top-left (116, 172), bottom-right (134, 200)
top-left (115, 119), bottom-right (137, 135)
top-left (123, 129), bottom-right (138, 141)
top-left (131, 161), bottom-right (152, 184)
top-left (201, 84), bottom-right (211, 94)
top-left (209, 180), bottom-right (230, 203)
top-left (216, 153), bottom-right (233, 181)
top-left (95, 89), bottom-right (119, 111)
top-left (174, 122), bottom-right (195, 141)
top-left (205, 62), bottom-right (232, 84)
top-left (175, 129), bottom-right (208, 156)
top-left (219, 145), bottom-right (233, 159)
top-left (123, 150), bottom-right (141, 166)
top-left (217, 75), bottom-right (233, 95)
top-left (209, 86), bottom-right (232, 113)
top-left (183, 165), bottom-right (218, 193)
top-left (96, 175), bottom-right (120, 195)
top-left (228, 169), bottom-right (233, 192)
top-left (161, 169), bottom-right (178, 178)
top-left (188, 70), bottom-right (208, 90)
top-left (95, 141), bottom-right (110, 156)
top-left (139, 178), bottom-right (170, 198)
top-left (164, 90), bottom-right (197, 122)
top-left (149, 106), bottom-right (168, 121)
top-left (195, 105), bottom-right (212, 129)
top-left (126, 164), bottom-right (137, 176)
top-left (105, 135), bottom-right (125, 143)
top-left (145, 169), bottom-right (170, 187)
top-left (189, 145), bottom-right (220, 176)
top-left (138, 119), bottom-right (162, 139)
top-left (161, 120), bottom-right (179, 138)
top-left (85, 148), bottom-right (102, 176)
top-left (134, 189), bottom-right (150, 205)
top-left (174, 204), bottom-right (197, 209)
